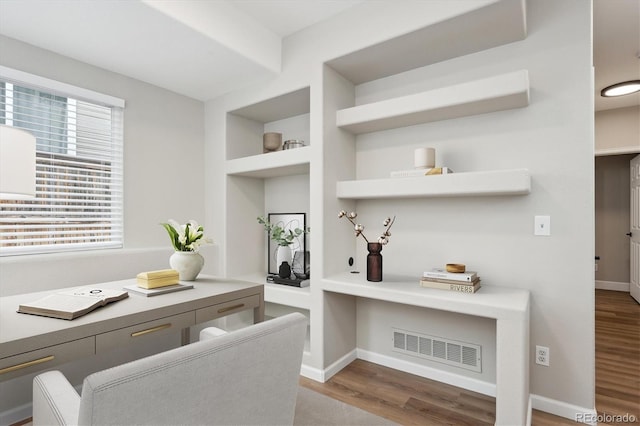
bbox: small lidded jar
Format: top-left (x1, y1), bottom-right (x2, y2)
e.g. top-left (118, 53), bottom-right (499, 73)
top-left (283, 139), bottom-right (304, 150)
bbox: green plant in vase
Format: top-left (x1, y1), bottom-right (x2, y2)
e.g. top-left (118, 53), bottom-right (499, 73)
top-left (257, 216), bottom-right (308, 277)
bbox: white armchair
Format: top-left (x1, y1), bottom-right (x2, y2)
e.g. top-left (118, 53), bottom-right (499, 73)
top-left (32, 313), bottom-right (307, 425)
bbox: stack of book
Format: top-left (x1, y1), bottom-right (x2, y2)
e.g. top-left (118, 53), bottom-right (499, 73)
top-left (420, 268), bottom-right (481, 293)
top-left (124, 269), bottom-right (194, 297)
top-left (266, 274), bottom-right (310, 288)
top-left (136, 269), bottom-right (180, 288)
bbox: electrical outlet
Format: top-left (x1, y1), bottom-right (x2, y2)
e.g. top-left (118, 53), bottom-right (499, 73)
top-left (536, 345), bottom-right (550, 366)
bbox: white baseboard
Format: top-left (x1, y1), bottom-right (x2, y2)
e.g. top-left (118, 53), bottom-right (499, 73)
top-left (352, 350), bottom-right (597, 425)
top-left (300, 363), bottom-right (325, 382)
top-left (530, 394), bottom-right (598, 425)
top-left (303, 350), bottom-right (599, 426)
top-left (356, 348), bottom-right (496, 397)
top-left (300, 349), bottom-right (357, 383)
top-left (323, 350), bottom-right (358, 382)
top-left (595, 280), bottom-right (630, 292)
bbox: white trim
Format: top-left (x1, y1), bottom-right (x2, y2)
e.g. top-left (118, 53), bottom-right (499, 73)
top-left (299, 350), bottom-right (357, 383)
top-left (325, 350), bottom-right (358, 382)
top-left (530, 394), bottom-right (598, 425)
top-left (595, 146), bottom-right (640, 157)
top-left (0, 65), bottom-right (125, 108)
top-left (595, 280), bottom-right (630, 292)
top-left (356, 348), bottom-right (496, 397)
top-left (300, 363), bottom-right (325, 382)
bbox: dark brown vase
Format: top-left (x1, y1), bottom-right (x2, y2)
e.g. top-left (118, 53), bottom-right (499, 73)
top-left (367, 242), bottom-right (382, 282)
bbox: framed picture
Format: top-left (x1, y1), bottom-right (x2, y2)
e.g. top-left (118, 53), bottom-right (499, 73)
top-left (267, 213), bottom-right (306, 275)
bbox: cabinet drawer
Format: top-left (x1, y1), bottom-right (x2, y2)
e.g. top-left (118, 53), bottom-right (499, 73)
top-left (196, 294), bottom-right (260, 323)
top-left (96, 312), bottom-right (194, 353)
top-left (0, 337), bottom-right (94, 382)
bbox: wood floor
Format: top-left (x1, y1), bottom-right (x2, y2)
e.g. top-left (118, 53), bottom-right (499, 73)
top-left (300, 289), bottom-right (639, 425)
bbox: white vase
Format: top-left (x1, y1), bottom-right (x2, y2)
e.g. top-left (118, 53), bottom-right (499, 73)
top-left (170, 251), bottom-right (204, 281)
top-left (276, 245), bottom-right (293, 272)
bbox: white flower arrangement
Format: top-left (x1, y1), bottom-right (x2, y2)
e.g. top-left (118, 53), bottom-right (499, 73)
top-left (161, 219), bottom-right (212, 252)
top-left (338, 210), bottom-right (395, 245)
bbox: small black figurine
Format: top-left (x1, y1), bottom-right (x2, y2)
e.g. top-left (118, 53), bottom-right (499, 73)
top-left (278, 261), bottom-right (291, 279)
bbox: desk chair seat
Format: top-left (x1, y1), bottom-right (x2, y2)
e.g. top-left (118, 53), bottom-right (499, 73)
top-left (33, 313), bottom-right (307, 426)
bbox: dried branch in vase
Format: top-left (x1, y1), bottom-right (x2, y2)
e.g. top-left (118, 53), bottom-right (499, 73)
top-left (338, 210), bottom-right (396, 245)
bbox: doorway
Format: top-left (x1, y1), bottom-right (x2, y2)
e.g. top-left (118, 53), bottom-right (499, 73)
top-left (595, 153), bottom-right (636, 292)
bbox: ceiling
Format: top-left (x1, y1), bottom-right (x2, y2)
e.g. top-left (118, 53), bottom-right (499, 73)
top-left (593, 0), bottom-right (640, 111)
top-left (0, 0), bottom-right (638, 111)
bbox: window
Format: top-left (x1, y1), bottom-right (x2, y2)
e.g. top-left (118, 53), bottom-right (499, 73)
top-left (0, 66), bottom-right (124, 256)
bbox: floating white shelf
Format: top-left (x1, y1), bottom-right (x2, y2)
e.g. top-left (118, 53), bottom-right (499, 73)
top-left (336, 168), bottom-right (530, 199)
top-left (225, 146), bottom-right (311, 178)
top-left (326, 0), bottom-right (526, 85)
top-left (229, 87), bottom-right (310, 123)
top-left (336, 70), bottom-right (530, 134)
top-left (234, 273), bottom-right (311, 310)
top-left (322, 272), bottom-right (530, 321)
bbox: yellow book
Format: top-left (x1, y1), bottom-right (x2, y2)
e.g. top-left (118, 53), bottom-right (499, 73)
top-left (136, 269), bottom-right (180, 289)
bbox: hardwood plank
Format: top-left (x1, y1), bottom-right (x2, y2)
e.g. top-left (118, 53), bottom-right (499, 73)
top-left (595, 290), bottom-right (640, 426)
top-left (299, 290), bottom-right (638, 425)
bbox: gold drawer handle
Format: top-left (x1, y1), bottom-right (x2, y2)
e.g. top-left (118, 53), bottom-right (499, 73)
top-left (0, 355), bottom-right (55, 375)
top-left (131, 323), bottom-right (172, 337)
top-left (218, 303), bottom-right (245, 314)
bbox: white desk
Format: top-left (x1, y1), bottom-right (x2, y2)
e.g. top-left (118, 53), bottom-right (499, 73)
top-left (0, 276), bottom-right (264, 382)
top-left (322, 273), bottom-right (530, 426)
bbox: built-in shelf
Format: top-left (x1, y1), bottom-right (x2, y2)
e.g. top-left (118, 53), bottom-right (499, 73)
top-left (225, 146), bottom-right (311, 178)
top-left (336, 70), bottom-right (530, 134)
top-left (229, 87), bottom-right (310, 123)
top-left (233, 273), bottom-right (311, 310)
top-left (595, 146), bottom-right (640, 157)
top-left (326, 0), bottom-right (526, 85)
top-left (336, 168), bottom-right (530, 199)
top-left (322, 272), bottom-right (529, 320)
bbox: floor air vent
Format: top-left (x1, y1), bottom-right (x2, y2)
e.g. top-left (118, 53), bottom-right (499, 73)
top-left (392, 328), bottom-right (482, 372)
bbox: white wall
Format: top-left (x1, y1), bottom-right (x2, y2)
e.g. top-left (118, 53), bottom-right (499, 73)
top-left (0, 0), bottom-right (597, 421)
top-left (0, 35), bottom-right (209, 298)
top-left (207, 0), bottom-right (595, 417)
top-left (595, 105), bottom-right (640, 153)
top-left (0, 35), bottom-right (206, 423)
top-left (353, 0), bottom-right (594, 411)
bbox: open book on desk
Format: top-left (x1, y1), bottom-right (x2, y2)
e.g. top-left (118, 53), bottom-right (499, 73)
top-left (17, 287), bottom-right (129, 320)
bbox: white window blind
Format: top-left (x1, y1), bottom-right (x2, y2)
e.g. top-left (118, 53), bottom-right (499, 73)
top-left (0, 67), bottom-right (124, 256)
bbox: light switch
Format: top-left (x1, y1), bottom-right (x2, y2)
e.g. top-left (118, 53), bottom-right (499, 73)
top-left (534, 216), bottom-right (551, 236)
